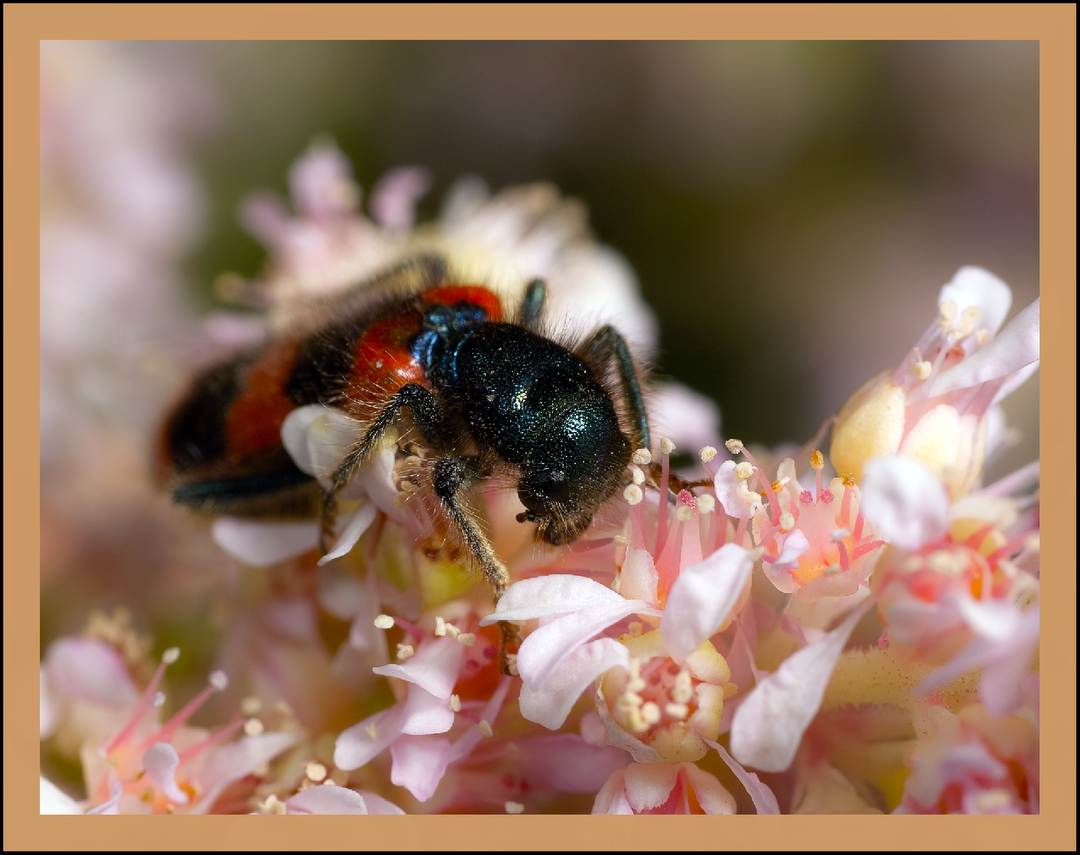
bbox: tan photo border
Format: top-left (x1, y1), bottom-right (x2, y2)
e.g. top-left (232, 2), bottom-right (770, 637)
top-left (6, 3), bottom-right (1075, 849)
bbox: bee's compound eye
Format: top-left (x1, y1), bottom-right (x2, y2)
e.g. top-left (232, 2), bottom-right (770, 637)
top-left (518, 469), bottom-right (570, 512)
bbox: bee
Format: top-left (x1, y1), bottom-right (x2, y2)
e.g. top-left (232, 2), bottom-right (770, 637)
top-left (157, 255), bottom-right (651, 667)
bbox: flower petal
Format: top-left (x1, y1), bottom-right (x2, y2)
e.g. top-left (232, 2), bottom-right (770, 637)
top-left (682, 762), bottom-right (738, 814)
top-left (933, 298), bottom-right (1039, 397)
top-left (399, 682), bottom-right (456, 736)
top-left (373, 636), bottom-right (464, 699)
top-left (191, 732), bottom-right (299, 814)
top-left (661, 544), bottom-right (753, 662)
top-left (390, 735), bottom-right (452, 802)
top-left (286, 784), bottom-right (368, 814)
top-left (40, 777), bottom-right (82, 815)
top-left (713, 460), bottom-right (760, 519)
top-left (517, 734), bottom-right (630, 793)
top-left (938, 266), bottom-right (1012, 339)
top-left (317, 502), bottom-right (377, 566)
top-left (334, 706), bottom-right (404, 771)
top-left (623, 763), bottom-right (679, 812)
top-left (143, 742), bottom-right (189, 805)
top-left (212, 517), bottom-right (319, 567)
top-left (43, 637), bottom-right (139, 709)
top-left (517, 599), bottom-right (646, 689)
top-left (519, 638), bottom-right (630, 730)
top-left (480, 574), bottom-right (630, 625)
top-left (707, 739), bottom-right (781, 814)
top-left (354, 790), bottom-right (406, 815)
top-left (860, 456), bottom-right (949, 550)
top-left (730, 601), bottom-right (870, 772)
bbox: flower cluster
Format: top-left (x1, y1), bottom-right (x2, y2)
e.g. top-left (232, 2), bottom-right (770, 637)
top-left (41, 141), bottom-right (1039, 815)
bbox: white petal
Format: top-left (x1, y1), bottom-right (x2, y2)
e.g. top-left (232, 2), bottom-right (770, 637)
top-left (373, 636), bottom-right (464, 699)
top-left (517, 599), bottom-right (647, 689)
top-left (317, 502), bottom-right (377, 565)
top-left (286, 784), bottom-right (368, 814)
top-left (143, 742), bottom-right (189, 805)
top-left (860, 456), bottom-right (949, 551)
top-left (40, 777), bottom-right (82, 815)
top-left (730, 601), bottom-right (869, 772)
top-left (933, 298), bottom-right (1039, 396)
top-left (707, 739), bottom-right (780, 814)
top-left (212, 517), bottom-right (319, 567)
top-left (480, 574), bottom-right (629, 625)
top-left (281, 404), bottom-right (362, 485)
top-left (938, 266), bottom-right (1012, 338)
top-left (619, 546), bottom-right (658, 604)
top-left (592, 769), bottom-right (634, 814)
top-left (519, 638), bottom-right (629, 730)
top-left (40, 666), bottom-right (59, 739)
top-left (661, 544), bottom-right (753, 662)
top-left (713, 460), bottom-right (759, 519)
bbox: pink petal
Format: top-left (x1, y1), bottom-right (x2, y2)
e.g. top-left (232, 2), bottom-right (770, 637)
top-left (517, 599), bottom-right (647, 689)
top-left (933, 298), bottom-right (1039, 396)
top-left (288, 139), bottom-right (358, 219)
top-left (212, 517), bottom-right (319, 567)
top-left (623, 763), bottom-right (679, 812)
top-left (707, 739), bottom-right (780, 814)
top-left (518, 734), bottom-right (629, 793)
top-left (592, 769), bottom-right (634, 814)
top-left (860, 457), bottom-right (949, 551)
top-left (661, 543), bottom-right (753, 662)
top-left (85, 773), bottom-right (123, 815)
top-left (648, 381), bottom-right (722, 453)
top-left (369, 166), bottom-right (432, 231)
top-left (334, 706), bottom-right (404, 771)
top-left (519, 638), bottom-right (630, 730)
top-left (773, 529), bottom-right (810, 569)
top-left (43, 637), bottom-right (138, 709)
top-left (390, 735), bottom-right (452, 802)
top-left (355, 790), bottom-right (406, 815)
top-left (480, 574), bottom-right (630, 625)
top-left (191, 732), bottom-right (299, 814)
top-left (619, 546), bottom-right (658, 604)
top-left (730, 601), bottom-right (870, 772)
top-left (373, 636), bottom-right (464, 699)
top-left (682, 763), bottom-right (738, 814)
top-left (40, 667), bottom-right (58, 738)
top-left (938, 266), bottom-right (1012, 339)
top-left (143, 742), bottom-right (189, 805)
top-left (399, 682), bottom-right (455, 736)
top-left (280, 405), bottom-right (360, 490)
top-left (286, 784), bottom-right (368, 814)
top-left (447, 676), bottom-right (513, 764)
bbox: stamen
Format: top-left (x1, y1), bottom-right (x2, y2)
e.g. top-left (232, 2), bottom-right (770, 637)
top-left (699, 446), bottom-right (717, 464)
top-left (244, 718), bottom-right (265, 737)
top-left (632, 448), bottom-right (652, 465)
top-left (306, 762), bottom-right (328, 783)
top-left (373, 614), bottom-right (395, 630)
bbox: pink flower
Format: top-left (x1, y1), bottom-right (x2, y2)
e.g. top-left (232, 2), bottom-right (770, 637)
top-left (896, 704), bottom-right (1038, 814)
top-left (830, 268), bottom-right (1039, 498)
top-left (593, 762), bottom-right (736, 814)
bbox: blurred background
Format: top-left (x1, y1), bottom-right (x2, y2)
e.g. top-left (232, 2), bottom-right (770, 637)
top-left (40, 40), bottom-right (1039, 667)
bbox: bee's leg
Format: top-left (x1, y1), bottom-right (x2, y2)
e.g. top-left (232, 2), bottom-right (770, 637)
top-left (519, 279), bottom-right (547, 332)
top-left (431, 454), bottom-right (520, 675)
top-left (577, 326), bottom-right (651, 451)
top-left (320, 383), bottom-right (454, 553)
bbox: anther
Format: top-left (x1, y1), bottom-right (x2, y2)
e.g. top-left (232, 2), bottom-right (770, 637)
top-left (623, 484), bottom-right (644, 505)
top-left (660, 437), bottom-right (676, 456)
top-left (699, 446), bottom-right (717, 463)
top-left (374, 614), bottom-right (394, 630)
top-left (632, 448), bottom-right (652, 465)
top-left (725, 438), bottom-right (745, 455)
